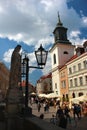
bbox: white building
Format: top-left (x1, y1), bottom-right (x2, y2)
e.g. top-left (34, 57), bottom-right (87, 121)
top-left (50, 14), bottom-right (75, 96)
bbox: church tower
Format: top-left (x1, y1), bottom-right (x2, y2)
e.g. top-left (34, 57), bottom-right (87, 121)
top-left (50, 13), bottom-right (75, 95)
top-left (53, 13), bottom-right (71, 44)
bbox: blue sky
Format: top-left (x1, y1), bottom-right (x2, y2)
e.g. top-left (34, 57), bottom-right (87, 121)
top-left (0, 0), bottom-right (87, 85)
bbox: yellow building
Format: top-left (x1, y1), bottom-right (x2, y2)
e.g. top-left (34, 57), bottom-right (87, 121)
top-left (59, 65), bottom-right (69, 100)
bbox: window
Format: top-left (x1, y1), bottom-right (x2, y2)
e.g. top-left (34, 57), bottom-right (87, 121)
top-left (66, 94), bottom-right (69, 102)
top-left (74, 78), bottom-right (77, 86)
top-left (62, 94), bottom-right (66, 102)
top-left (61, 72), bottom-right (65, 78)
top-left (78, 63), bottom-right (81, 71)
top-left (56, 91), bottom-right (58, 95)
top-left (63, 51), bottom-right (68, 54)
top-left (61, 80), bottom-right (66, 88)
top-left (50, 87), bottom-right (51, 90)
top-left (55, 83), bottom-right (57, 89)
top-left (85, 76), bottom-right (87, 84)
top-left (53, 54), bottom-right (56, 64)
top-left (69, 67), bottom-right (72, 74)
top-left (70, 79), bottom-right (73, 87)
top-left (72, 92), bottom-right (75, 98)
top-left (73, 65), bottom-right (76, 72)
top-left (79, 77), bottom-right (83, 85)
top-left (83, 60), bottom-right (87, 69)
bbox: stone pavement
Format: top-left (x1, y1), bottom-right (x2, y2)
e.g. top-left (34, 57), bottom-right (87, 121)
top-left (32, 103), bottom-right (87, 130)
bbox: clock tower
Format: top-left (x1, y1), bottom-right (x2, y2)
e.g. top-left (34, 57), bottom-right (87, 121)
top-left (50, 13), bottom-right (75, 96)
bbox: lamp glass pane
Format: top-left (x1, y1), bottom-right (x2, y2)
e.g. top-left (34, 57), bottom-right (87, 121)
top-left (35, 44), bottom-right (48, 67)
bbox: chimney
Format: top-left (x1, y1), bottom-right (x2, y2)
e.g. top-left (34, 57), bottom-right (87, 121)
top-left (75, 45), bottom-right (84, 56)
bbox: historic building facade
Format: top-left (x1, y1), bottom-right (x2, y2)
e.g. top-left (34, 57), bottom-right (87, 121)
top-left (21, 80), bottom-right (36, 96)
top-left (0, 62), bottom-right (9, 101)
top-left (36, 73), bottom-right (52, 95)
top-left (66, 44), bottom-right (87, 98)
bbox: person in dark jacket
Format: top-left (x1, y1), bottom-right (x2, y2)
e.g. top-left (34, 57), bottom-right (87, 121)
top-left (58, 114), bottom-right (67, 129)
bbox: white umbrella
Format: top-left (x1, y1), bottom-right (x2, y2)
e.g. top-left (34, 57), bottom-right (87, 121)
top-left (38, 93), bottom-right (48, 98)
top-left (56, 98), bottom-right (60, 101)
top-left (70, 95), bottom-right (87, 103)
top-left (70, 99), bottom-right (80, 104)
top-left (82, 95), bottom-right (87, 101)
top-left (46, 93), bottom-right (59, 98)
top-left (30, 92), bottom-right (36, 95)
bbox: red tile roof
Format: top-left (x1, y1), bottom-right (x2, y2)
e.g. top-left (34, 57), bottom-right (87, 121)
top-left (41, 73), bottom-right (52, 79)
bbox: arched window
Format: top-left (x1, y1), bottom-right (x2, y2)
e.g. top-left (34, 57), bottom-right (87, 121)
top-left (53, 54), bottom-right (56, 64)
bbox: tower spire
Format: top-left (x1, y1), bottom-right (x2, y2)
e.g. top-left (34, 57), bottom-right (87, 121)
top-left (53, 12), bottom-right (71, 44)
top-left (57, 12), bottom-right (63, 26)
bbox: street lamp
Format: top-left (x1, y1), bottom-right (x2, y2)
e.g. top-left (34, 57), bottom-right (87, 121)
top-left (35, 44), bottom-right (48, 67)
top-left (21, 44), bottom-right (48, 116)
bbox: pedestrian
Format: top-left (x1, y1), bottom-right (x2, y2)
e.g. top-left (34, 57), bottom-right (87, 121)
top-left (46, 102), bottom-right (49, 112)
top-left (77, 104), bottom-right (82, 119)
top-left (58, 114), bottom-right (67, 129)
top-left (56, 106), bottom-right (63, 119)
top-left (43, 102), bottom-right (46, 112)
top-left (73, 104), bottom-right (79, 119)
top-left (39, 113), bottom-right (44, 119)
top-left (64, 105), bottom-right (71, 123)
top-left (37, 102), bottom-right (41, 112)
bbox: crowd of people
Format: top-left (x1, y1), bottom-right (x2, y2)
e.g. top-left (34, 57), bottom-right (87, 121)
top-left (30, 96), bottom-right (87, 129)
top-left (55, 104), bottom-right (82, 128)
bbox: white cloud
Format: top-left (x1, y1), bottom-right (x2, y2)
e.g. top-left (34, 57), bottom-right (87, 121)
top-left (41, 0), bottom-right (53, 11)
top-left (0, 0), bottom-right (84, 47)
top-left (82, 16), bottom-right (87, 26)
top-left (0, 0), bottom-right (87, 82)
top-left (3, 49), bottom-right (13, 63)
top-left (69, 30), bottom-right (87, 45)
top-left (70, 30), bottom-right (81, 38)
top-left (42, 53), bottom-right (52, 75)
top-left (35, 36), bottom-right (54, 50)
